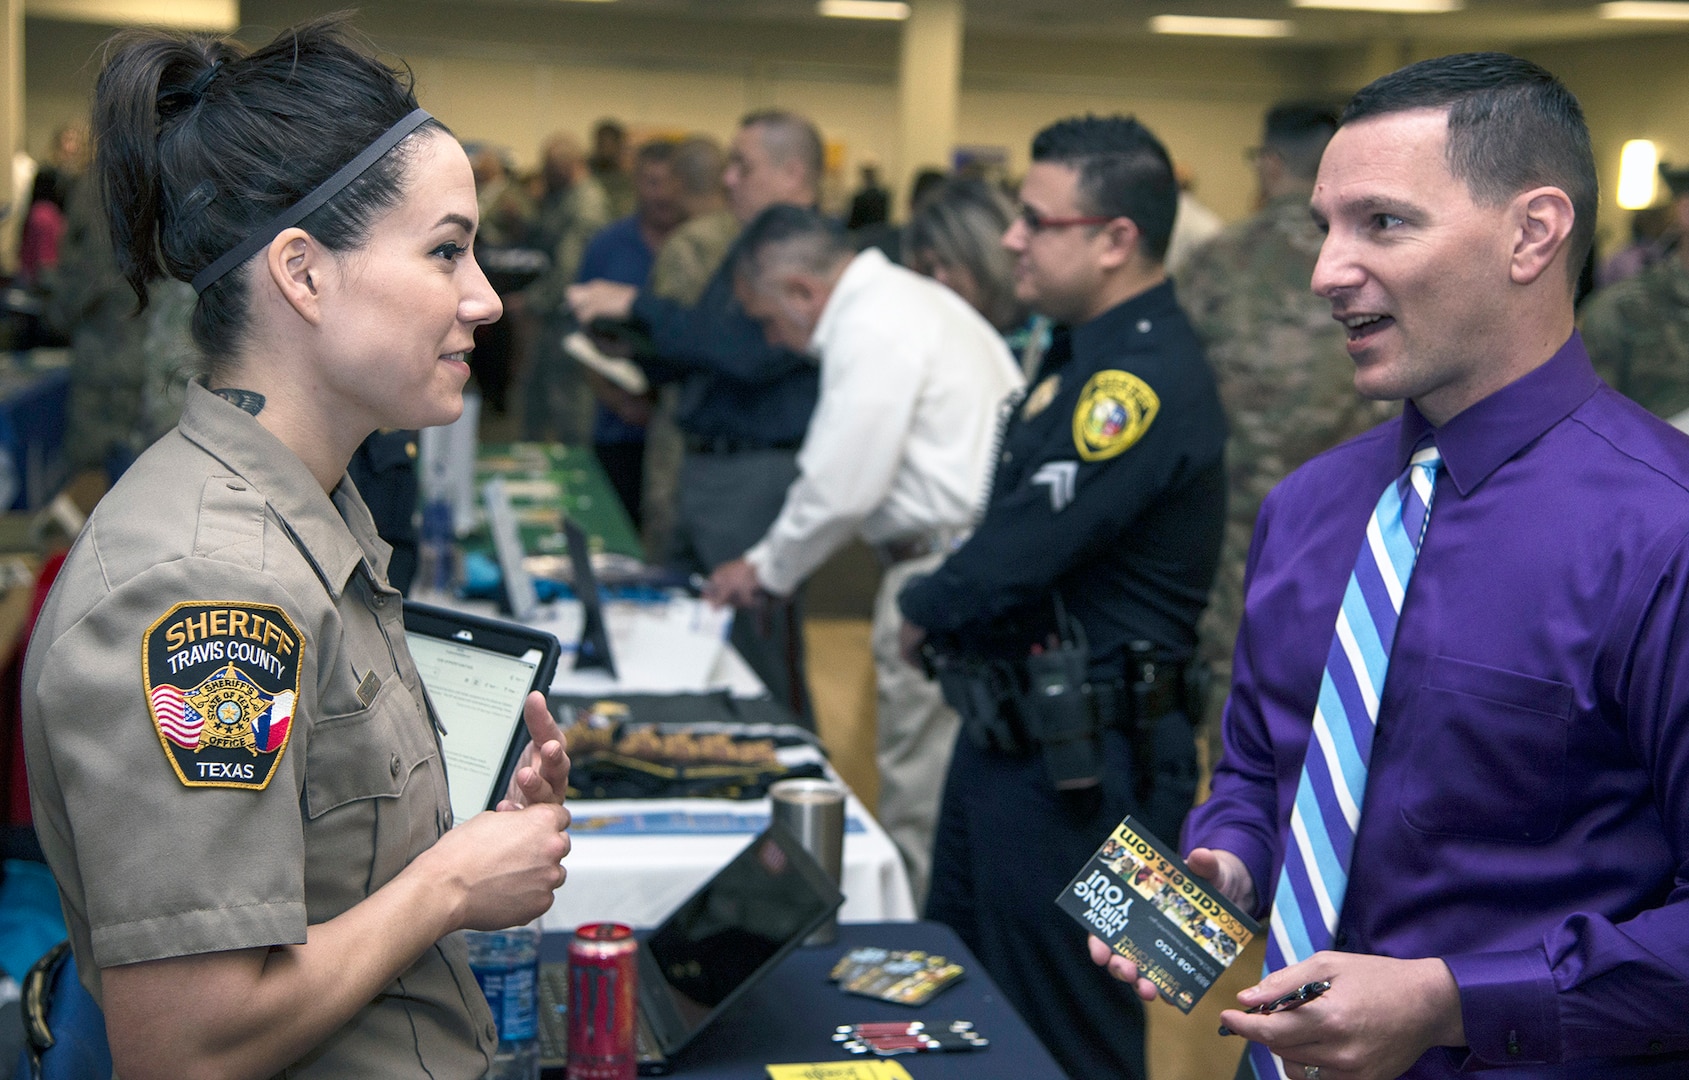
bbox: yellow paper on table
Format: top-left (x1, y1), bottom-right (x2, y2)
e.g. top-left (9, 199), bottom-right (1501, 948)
top-left (765, 1062), bottom-right (914, 1080)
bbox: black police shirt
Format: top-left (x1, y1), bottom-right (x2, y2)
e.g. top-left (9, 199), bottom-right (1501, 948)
top-left (898, 280), bottom-right (1226, 677)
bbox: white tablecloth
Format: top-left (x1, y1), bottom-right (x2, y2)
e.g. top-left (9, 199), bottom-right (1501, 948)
top-left (543, 789), bottom-right (917, 932)
top-left (428, 593), bottom-right (764, 697)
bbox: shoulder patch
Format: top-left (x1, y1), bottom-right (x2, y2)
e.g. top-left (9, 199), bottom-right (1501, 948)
top-left (143, 601), bottom-right (304, 790)
top-left (1072, 370), bottom-right (1159, 461)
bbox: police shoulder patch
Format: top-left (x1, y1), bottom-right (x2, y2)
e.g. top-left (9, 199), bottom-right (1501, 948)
top-left (143, 601), bottom-right (304, 790)
top-left (1072, 369), bottom-right (1159, 462)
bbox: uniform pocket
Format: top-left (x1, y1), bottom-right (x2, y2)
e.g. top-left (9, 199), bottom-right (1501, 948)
top-left (304, 678), bottom-right (426, 818)
top-left (1399, 657), bottom-right (1573, 844)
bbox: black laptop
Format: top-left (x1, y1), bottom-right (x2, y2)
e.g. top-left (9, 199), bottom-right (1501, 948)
top-left (539, 823), bottom-right (845, 1075)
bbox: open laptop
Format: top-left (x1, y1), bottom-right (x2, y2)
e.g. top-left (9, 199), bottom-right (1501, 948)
top-left (403, 601), bottom-right (562, 825)
top-left (538, 823), bottom-right (844, 1075)
top-left (562, 514), bottom-right (617, 678)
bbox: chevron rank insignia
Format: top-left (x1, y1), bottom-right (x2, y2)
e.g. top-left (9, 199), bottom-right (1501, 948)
top-left (1032, 460), bottom-right (1079, 513)
top-left (143, 602), bottom-right (303, 790)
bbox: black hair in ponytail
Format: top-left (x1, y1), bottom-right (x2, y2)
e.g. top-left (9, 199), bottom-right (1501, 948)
top-left (92, 13), bottom-right (444, 363)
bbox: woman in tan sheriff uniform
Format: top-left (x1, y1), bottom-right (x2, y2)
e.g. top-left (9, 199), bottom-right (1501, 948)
top-left (18, 17), bottom-right (572, 1080)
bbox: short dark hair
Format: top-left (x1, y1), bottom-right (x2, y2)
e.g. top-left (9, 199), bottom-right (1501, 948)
top-left (740, 109), bottom-right (824, 188)
top-left (1262, 102), bottom-right (1339, 181)
top-left (1030, 115), bottom-right (1177, 262)
top-left (732, 204), bottom-right (852, 287)
top-left (674, 135), bottom-right (725, 198)
top-left (1343, 53), bottom-right (1597, 284)
top-left (94, 13), bottom-right (443, 365)
top-left (633, 138), bottom-right (679, 171)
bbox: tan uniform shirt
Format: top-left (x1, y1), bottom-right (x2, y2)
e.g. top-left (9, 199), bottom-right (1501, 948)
top-left (22, 382), bottom-right (496, 1079)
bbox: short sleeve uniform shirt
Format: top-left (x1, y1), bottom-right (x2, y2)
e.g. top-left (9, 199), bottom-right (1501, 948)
top-left (22, 382), bottom-right (496, 1078)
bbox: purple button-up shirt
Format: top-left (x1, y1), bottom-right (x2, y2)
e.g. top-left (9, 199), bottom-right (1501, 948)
top-left (1187, 334), bottom-right (1689, 1076)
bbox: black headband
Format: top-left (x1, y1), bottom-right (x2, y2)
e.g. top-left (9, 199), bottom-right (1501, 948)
top-left (191, 107), bottom-right (434, 295)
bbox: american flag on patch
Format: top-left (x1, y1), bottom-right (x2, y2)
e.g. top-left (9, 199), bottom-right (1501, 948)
top-left (254, 690), bottom-right (296, 754)
top-left (151, 684), bottom-right (203, 749)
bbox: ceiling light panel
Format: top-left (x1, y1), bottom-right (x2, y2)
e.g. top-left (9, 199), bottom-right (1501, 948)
top-left (1291, 0), bottom-right (1463, 12)
top-left (1149, 14), bottom-right (1295, 35)
top-left (818, 0), bottom-right (912, 19)
top-left (1599, 1), bottom-right (1689, 17)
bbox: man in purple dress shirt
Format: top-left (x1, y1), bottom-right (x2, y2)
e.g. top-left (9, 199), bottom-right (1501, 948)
top-left (1091, 54), bottom-right (1689, 1079)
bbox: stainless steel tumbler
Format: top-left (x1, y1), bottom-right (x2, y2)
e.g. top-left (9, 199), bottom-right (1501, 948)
top-left (769, 777), bottom-right (847, 945)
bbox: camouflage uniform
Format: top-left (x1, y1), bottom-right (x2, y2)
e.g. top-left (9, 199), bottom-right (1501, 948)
top-left (139, 279), bottom-right (201, 445)
top-left (1581, 255), bottom-right (1689, 420)
top-left (592, 164), bottom-right (637, 222)
top-left (1175, 193), bottom-right (1396, 756)
top-left (44, 176), bottom-right (197, 473)
top-left (639, 209), bottom-right (740, 562)
top-left (519, 175), bottom-right (613, 444)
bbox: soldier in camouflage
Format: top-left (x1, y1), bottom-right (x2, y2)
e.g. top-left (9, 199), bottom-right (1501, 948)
top-left (44, 174), bottom-right (197, 475)
top-left (1581, 164), bottom-right (1689, 421)
top-left (1175, 103), bottom-right (1397, 761)
top-left (517, 133), bottom-right (613, 443)
top-left (641, 136), bottom-right (739, 563)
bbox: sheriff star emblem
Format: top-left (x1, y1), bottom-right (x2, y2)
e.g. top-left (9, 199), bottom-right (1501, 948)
top-left (143, 601), bottom-right (303, 790)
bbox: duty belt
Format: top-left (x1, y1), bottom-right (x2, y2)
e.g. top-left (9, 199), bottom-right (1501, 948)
top-left (928, 640), bottom-right (1201, 794)
top-left (1089, 652), bottom-right (1187, 730)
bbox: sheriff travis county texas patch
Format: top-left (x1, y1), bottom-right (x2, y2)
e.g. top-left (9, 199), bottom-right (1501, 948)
top-left (143, 601), bottom-right (304, 790)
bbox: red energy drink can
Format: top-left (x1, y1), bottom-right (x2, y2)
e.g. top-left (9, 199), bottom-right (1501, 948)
top-left (567, 922), bottom-right (638, 1080)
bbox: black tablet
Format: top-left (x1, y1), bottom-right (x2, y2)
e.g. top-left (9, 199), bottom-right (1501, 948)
top-left (403, 601), bottom-right (562, 824)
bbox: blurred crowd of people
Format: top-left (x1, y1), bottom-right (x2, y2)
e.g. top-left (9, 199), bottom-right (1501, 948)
top-left (10, 73), bottom-right (1689, 1080)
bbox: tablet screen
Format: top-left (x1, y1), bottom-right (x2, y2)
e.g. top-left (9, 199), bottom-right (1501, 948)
top-left (404, 605), bottom-right (559, 825)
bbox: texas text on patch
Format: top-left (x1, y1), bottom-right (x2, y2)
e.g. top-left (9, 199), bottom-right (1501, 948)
top-left (143, 602), bottom-right (304, 790)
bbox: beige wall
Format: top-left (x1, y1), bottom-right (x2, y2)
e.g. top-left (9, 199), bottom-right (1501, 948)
top-left (16, 0), bottom-right (1689, 243)
top-left (1528, 34), bottom-right (1689, 255)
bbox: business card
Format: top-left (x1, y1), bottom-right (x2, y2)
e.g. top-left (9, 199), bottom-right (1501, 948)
top-left (1055, 815), bottom-right (1260, 1013)
top-left (765, 1062), bottom-right (913, 1080)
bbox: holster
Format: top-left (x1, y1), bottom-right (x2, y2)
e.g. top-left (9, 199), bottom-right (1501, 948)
top-left (1125, 640), bottom-right (1208, 801)
top-left (1018, 640), bottom-right (1100, 791)
top-left (926, 648), bottom-right (1026, 755)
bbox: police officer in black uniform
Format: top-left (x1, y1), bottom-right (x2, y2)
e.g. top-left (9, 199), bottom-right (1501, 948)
top-left (897, 115), bottom-right (1226, 1080)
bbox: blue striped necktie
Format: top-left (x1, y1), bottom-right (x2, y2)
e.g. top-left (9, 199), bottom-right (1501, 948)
top-left (1248, 442), bottom-right (1441, 1080)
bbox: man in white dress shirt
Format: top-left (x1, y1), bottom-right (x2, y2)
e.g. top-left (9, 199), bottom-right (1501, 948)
top-left (707, 204), bottom-right (1024, 903)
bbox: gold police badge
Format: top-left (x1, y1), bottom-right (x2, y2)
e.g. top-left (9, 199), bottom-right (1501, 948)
top-left (143, 601), bottom-right (304, 790)
top-left (1021, 374), bottom-right (1061, 420)
top-left (1072, 370), bottom-right (1159, 461)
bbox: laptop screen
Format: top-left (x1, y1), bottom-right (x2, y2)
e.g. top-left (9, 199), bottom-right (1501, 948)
top-left (403, 603), bottom-right (561, 825)
top-left (643, 826), bottom-right (843, 1046)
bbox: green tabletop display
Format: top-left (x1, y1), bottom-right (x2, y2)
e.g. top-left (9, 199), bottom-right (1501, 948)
top-left (462, 443), bottom-right (644, 573)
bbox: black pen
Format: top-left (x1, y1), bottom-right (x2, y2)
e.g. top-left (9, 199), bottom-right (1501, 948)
top-left (1217, 979), bottom-right (1331, 1037)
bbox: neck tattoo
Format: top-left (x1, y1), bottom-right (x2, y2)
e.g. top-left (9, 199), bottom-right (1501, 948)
top-left (214, 388), bottom-right (266, 416)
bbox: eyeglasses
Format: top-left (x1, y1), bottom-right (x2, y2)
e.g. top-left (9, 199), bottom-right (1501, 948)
top-left (1016, 204), bottom-right (1115, 233)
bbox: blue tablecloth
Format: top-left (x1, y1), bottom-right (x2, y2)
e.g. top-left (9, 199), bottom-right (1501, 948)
top-left (541, 920), bottom-right (1066, 1078)
top-left (0, 360), bottom-right (69, 511)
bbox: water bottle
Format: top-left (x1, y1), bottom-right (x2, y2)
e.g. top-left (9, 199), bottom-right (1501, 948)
top-left (466, 921), bottom-right (542, 1080)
